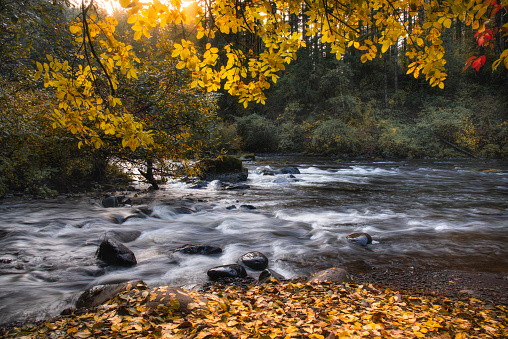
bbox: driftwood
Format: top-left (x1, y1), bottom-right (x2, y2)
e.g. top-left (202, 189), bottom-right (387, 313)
top-left (434, 133), bottom-right (477, 158)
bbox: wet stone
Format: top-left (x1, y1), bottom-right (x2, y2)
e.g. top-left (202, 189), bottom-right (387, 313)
top-left (176, 244), bottom-right (223, 255)
top-left (259, 269), bottom-right (286, 283)
top-left (346, 232), bottom-right (373, 246)
top-left (207, 264), bottom-right (247, 280)
top-left (96, 238), bottom-right (137, 267)
top-left (240, 251), bottom-right (269, 271)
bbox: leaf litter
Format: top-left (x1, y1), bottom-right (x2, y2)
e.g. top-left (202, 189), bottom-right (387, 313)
top-left (3, 279), bottom-right (508, 338)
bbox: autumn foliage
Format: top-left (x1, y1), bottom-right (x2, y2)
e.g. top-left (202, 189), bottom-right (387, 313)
top-left (4, 279), bottom-right (508, 338)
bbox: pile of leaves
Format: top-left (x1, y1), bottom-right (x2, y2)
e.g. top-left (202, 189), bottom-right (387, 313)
top-left (4, 279), bottom-right (508, 338)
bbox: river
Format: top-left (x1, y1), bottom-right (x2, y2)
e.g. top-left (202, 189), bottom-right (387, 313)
top-left (0, 156), bottom-right (507, 325)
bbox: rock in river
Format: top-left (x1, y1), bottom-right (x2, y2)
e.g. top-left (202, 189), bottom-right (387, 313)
top-left (346, 232), bottom-right (373, 246)
top-left (207, 264), bottom-right (247, 280)
top-left (176, 244), bottom-right (223, 255)
top-left (96, 238), bottom-right (137, 267)
top-left (239, 251), bottom-right (269, 271)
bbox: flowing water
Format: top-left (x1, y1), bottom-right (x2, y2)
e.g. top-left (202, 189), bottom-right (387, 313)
top-left (1, 156), bottom-right (507, 325)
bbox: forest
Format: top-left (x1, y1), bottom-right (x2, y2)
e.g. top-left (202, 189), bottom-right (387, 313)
top-left (0, 0), bottom-right (507, 196)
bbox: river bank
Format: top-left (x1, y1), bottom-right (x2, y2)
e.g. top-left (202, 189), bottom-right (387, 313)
top-left (2, 272), bottom-right (508, 338)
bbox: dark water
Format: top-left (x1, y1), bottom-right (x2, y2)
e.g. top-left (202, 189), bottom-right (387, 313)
top-left (1, 157), bottom-right (507, 324)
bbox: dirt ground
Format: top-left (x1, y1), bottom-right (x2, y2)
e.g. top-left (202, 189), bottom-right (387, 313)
top-left (354, 269), bottom-right (508, 306)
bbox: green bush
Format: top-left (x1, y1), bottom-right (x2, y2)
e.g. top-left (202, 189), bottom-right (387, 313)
top-left (306, 119), bottom-right (363, 156)
top-left (235, 114), bottom-right (279, 152)
top-left (278, 121), bottom-right (307, 153)
top-left (377, 120), bottom-right (423, 158)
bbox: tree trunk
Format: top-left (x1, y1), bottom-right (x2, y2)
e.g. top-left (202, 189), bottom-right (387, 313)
top-left (393, 42), bottom-right (398, 92)
top-left (139, 159), bottom-right (159, 190)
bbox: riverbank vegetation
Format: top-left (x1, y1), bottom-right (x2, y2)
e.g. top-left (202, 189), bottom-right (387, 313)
top-left (0, 0), bottom-right (507, 196)
top-left (3, 280), bottom-right (508, 338)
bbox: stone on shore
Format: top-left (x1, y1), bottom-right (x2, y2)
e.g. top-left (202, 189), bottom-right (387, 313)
top-left (76, 280), bottom-right (146, 309)
top-left (207, 264), bottom-right (247, 280)
top-left (259, 269), bottom-right (286, 283)
top-left (308, 267), bottom-right (354, 284)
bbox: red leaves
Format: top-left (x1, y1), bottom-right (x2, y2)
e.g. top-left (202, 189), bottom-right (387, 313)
top-left (475, 29), bottom-right (493, 47)
top-left (463, 55), bottom-right (486, 72)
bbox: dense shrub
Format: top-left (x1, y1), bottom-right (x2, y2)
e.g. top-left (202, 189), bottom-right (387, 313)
top-left (307, 119), bottom-right (364, 156)
top-left (235, 114), bottom-right (280, 152)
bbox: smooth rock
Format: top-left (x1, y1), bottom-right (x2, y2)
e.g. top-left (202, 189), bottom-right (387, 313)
top-left (129, 285), bottom-right (207, 313)
top-left (259, 269), bottom-right (285, 283)
top-left (308, 267), bottom-right (354, 284)
top-left (76, 280), bottom-right (146, 309)
top-left (176, 244), bottom-right (223, 255)
top-left (346, 232), bottom-right (373, 246)
top-left (278, 167), bottom-right (300, 174)
top-left (96, 238), bottom-right (137, 266)
top-left (240, 205), bottom-right (256, 210)
top-left (239, 251), bottom-right (269, 271)
top-left (207, 264), bottom-right (247, 280)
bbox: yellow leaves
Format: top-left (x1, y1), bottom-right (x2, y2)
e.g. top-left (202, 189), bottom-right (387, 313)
top-left (69, 24), bottom-right (81, 35)
top-left (119, 0), bottom-right (132, 8)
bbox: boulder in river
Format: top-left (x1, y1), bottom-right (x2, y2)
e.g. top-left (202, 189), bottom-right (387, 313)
top-left (200, 156), bottom-right (248, 183)
top-left (277, 167), bottom-right (300, 175)
top-left (96, 238), bottom-right (137, 267)
top-left (102, 196), bottom-right (132, 208)
top-left (207, 264), bottom-right (247, 280)
top-left (346, 232), bottom-right (373, 246)
top-left (259, 269), bottom-right (286, 283)
top-left (308, 267), bottom-right (354, 284)
top-left (176, 244), bottom-right (223, 255)
top-left (239, 251), bottom-right (269, 271)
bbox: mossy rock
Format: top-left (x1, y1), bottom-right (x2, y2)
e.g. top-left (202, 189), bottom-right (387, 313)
top-left (199, 156), bottom-right (248, 182)
top-left (202, 156), bottom-right (243, 174)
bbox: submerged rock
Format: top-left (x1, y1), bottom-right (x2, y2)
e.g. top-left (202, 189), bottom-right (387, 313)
top-left (240, 204), bottom-right (256, 210)
top-left (102, 196), bottom-right (119, 208)
top-left (346, 232), bottom-right (373, 246)
top-left (174, 206), bottom-right (196, 214)
top-left (96, 238), bottom-right (137, 267)
top-left (102, 196), bottom-right (132, 208)
top-left (107, 230), bottom-right (142, 243)
top-left (176, 244), bottom-right (223, 255)
top-left (239, 251), bottom-right (269, 271)
top-left (207, 264), bottom-right (247, 280)
top-left (278, 167), bottom-right (300, 175)
top-left (308, 267), bottom-right (354, 284)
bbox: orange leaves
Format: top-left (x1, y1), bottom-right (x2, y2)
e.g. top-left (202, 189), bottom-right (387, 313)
top-left (9, 280), bottom-right (508, 338)
top-left (463, 55), bottom-right (486, 71)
